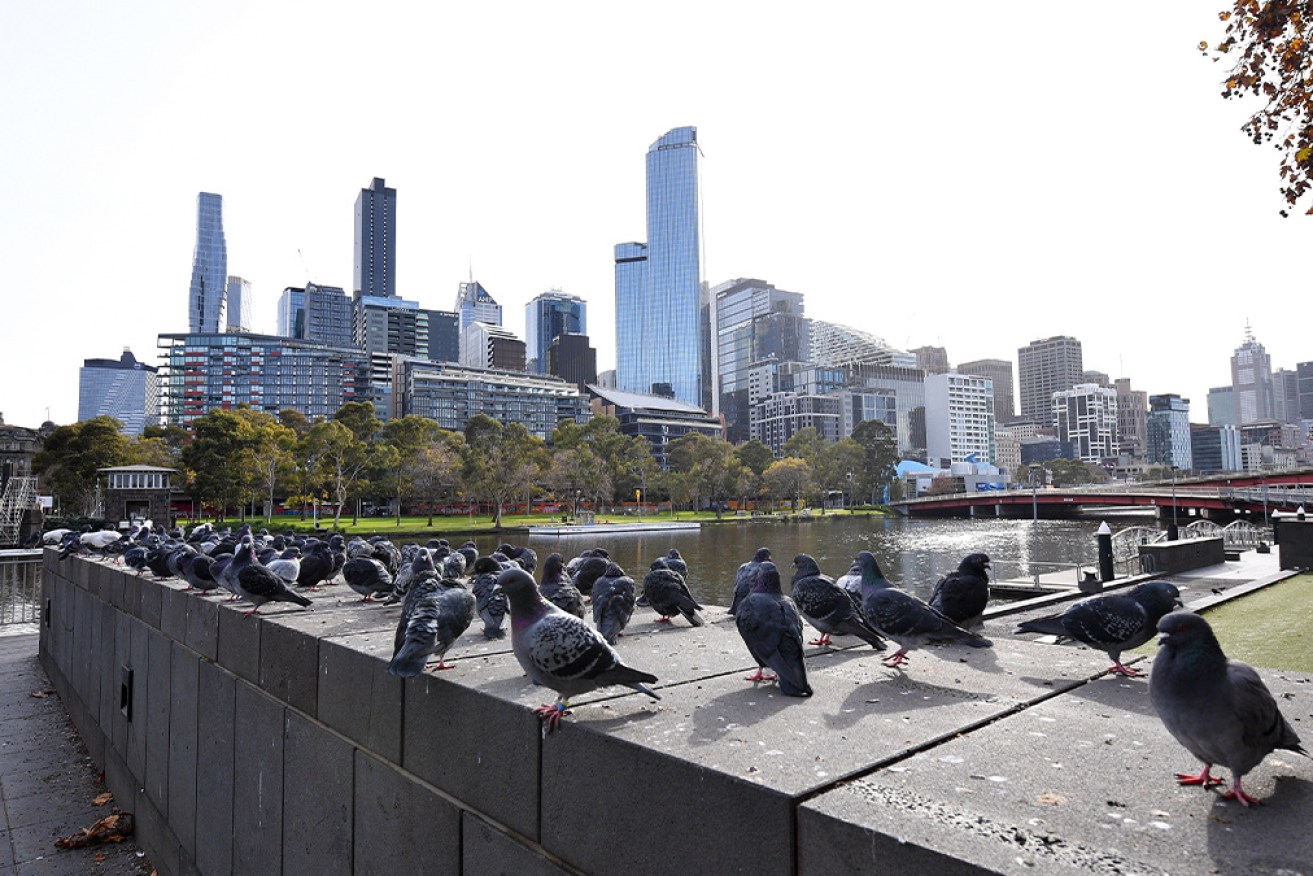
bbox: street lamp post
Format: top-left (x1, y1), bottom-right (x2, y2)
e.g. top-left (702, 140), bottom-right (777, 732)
top-left (1169, 465), bottom-right (1179, 541)
top-left (1029, 465), bottom-right (1041, 586)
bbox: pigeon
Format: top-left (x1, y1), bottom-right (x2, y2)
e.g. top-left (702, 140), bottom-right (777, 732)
top-left (265, 547), bottom-right (301, 587)
top-left (296, 541), bottom-right (337, 590)
top-left (728, 547), bottom-right (772, 617)
top-left (539, 553), bottom-right (585, 618)
top-left (928, 552), bottom-right (991, 629)
top-left (790, 554), bottom-right (885, 650)
top-left (342, 557), bottom-right (393, 602)
top-left (469, 557), bottom-right (509, 639)
top-left (498, 543), bottom-right (538, 574)
top-left (849, 551), bottom-right (992, 669)
top-left (179, 553), bottom-right (220, 594)
top-left (387, 580), bottom-right (476, 676)
top-left (592, 563), bottom-right (637, 645)
top-left (642, 561), bottom-right (704, 627)
top-left (1150, 611), bottom-right (1306, 807)
top-left (499, 567), bottom-right (659, 732)
top-left (1016, 580), bottom-right (1182, 677)
top-left (231, 542), bottom-right (313, 616)
top-left (661, 549), bottom-right (689, 579)
top-left (570, 552), bottom-right (610, 598)
top-left (734, 561), bottom-right (812, 697)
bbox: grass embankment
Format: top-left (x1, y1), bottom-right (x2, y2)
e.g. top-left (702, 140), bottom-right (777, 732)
top-left (1195, 573), bottom-right (1313, 674)
top-left (179, 507), bottom-right (888, 539)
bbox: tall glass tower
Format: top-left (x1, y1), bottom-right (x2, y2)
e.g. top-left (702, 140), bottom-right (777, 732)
top-left (615, 126), bottom-right (702, 405)
top-left (525, 290), bottom-right (586, 374)
top-left (188, 192), bottom-right (227, 333)
top-left (354, 177), bottom-right (396, 298)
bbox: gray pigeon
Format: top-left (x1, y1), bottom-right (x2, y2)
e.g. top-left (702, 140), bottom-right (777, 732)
top-left (499, 567), bottom-right (659, 732)
top-left (850, 551), bottom-right (991, 669)
top-left (387, 580), bottom-right (476, 677)
top-left (591, 563), bottom-right (636, 645)
top-left (1149, 610), bottom-right (1306, 807)
top-left (342, 557), bottom-right (394, 602)
top-left (734, 561), bottom-right (812, 697)
top-left (728, 547), bottom-right (771, 617)
top-left (642, 560), bottom-right (703, 627)
top-left (790, 554), bottom-right (885, 650)
top-left (539, 553), bottom-right (586, 618)
top-left (1016, 580), bottom-right (1181, 677)
top-left (231, 542), bottom-right (312, 617)
top-left (928, 552), bottom-right (991, 629)
top-left (469, 557), bottom-right (509, 639)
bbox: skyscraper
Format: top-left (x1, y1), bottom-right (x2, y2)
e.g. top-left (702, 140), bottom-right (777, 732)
top-left (1147, 394), bottom-right (1192, 469)
top-left (525, 290), bottom-right (586, 374)
top-left (354, 177), bottom-right (396, 298)
top-left (912, 346), bottom-right (950, 375)
top-left (278, 282), bottom-right (355, 348)
top-left (1017, 336), bottom-right (1084, 427)
top-left (958, 358), bottom-right (1015, 423)
top-left (709, 278), bottom-right (807, 442)
top-left (1052, 383), bottom-right (1118, 462)
top-left (225, 276), bottom-right (253, 332)
top-left (187, 192), bottom-right (227, 333)
top-left (78, 349), bottom-right (159, 436)
top-left (1230, 324), bottom-right (1274, 424)
top-left (615, 126), bottom-right (703, 407)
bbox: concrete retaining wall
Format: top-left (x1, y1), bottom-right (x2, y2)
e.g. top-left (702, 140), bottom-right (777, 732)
top-left (1137, 536), bottom-right (1225, 574)
top-left (38, 551), bottom-right (1313, 875)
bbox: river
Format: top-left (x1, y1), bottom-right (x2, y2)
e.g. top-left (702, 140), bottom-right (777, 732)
top-left (465, 516), bottom-right (1141, 606)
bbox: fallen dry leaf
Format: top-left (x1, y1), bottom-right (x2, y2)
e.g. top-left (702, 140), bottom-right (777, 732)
top-left (30, 690), bottom-right (51, 699)
top-left (92, 792), bottom-right (113, 806)
top-left (54, 812), bottom-right (135, 849)
top-left (94, 852), bottom-right (106, 863)
top-left (1037, 792), bottom-right (1068, 806)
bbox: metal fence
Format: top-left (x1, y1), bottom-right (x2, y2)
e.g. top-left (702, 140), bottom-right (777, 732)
top-left (0, 549), bottom-right (42, 625)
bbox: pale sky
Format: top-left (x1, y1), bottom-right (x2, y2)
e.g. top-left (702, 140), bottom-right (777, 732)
top-left (1, 2), bottom-right (1306, 429)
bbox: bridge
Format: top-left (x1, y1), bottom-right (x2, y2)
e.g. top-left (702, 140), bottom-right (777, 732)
top-left (891, 476), bottom-right (1313, 521)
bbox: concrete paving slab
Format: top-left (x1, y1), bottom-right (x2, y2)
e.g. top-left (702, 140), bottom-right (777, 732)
top-left (353, 751), bottom-right (461, 876)
top-left (318, 633), bottom-right (403, 762)
top-left (283, 711), bottom-right (353, 876)
top-left (799, 666), bottom-right (1313, 875)
top-left (532, 638), bottom-right (1097, 876)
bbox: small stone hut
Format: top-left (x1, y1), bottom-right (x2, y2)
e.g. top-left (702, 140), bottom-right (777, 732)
top-left (99, 465), bottom-right (177, 527)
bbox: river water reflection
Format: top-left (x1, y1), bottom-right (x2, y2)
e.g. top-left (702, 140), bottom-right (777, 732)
top-left (470, 516), bottom-right (1139, 606)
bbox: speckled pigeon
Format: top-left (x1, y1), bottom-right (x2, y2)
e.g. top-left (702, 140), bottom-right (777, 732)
top-left (728, 547), bottom-right (771, 617)
top-left (790, 554), bottom-right (885, 650)
top-left (387, 580), bottom-right (475, 676)
top-left (231, 542), bottom-right (312, 617)
top-left (1016, 580), bottom-right (1181, 677)
top-left (1149, 610), bottom-right (1306, 807)
top-left (342, 557), bottom-right (394, 602)
top-left (469, 557), bottom-right (509, 639)
top-left (500, 567), bottom-right (659, 732)
top-left (539, 552), bottom-right (586, 618)
top-left (734, 561), bottom-right (812, 697)
top-left (928, 552), bottom-right (991, 629)
top-left (850, 551), bottom-right (991, 669)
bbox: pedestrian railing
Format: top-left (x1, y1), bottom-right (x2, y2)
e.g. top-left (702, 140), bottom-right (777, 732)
top-left (0, 549), bottom-right (42, 625)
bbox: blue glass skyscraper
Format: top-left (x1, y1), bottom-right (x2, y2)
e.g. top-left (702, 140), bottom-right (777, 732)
top-left (615, 127), bottom-right (702, 405)
top-left (525, 290), bottom-right (586, 374)
top-left (354, 177), bottom-right (397, 298)
top-left (188, 192), bottom-right (227, 333)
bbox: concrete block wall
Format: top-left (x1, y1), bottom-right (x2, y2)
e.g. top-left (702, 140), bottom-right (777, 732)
top-left (39, 551), bottom-right (1313, 875)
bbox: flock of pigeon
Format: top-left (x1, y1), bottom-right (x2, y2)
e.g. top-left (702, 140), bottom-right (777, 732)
top-left (47, 523), bottom-right (1306, 808)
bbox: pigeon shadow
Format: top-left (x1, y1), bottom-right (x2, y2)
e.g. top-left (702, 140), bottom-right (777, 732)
top-left (1016, 672), bottom-right (1158, 718)
top-left (825, 674), bottom-right (1000, 732)
top-left (687, 684), bottom-right (808, 746)
top-left (1205, 774), bottom-right (1313, 872)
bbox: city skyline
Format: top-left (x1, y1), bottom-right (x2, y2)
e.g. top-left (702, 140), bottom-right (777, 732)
top-left (2, 3), bottom-right (1311, 428)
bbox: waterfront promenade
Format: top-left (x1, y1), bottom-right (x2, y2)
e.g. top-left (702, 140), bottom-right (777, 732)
top-left (0, 628), bottom-right (150, 875)
top-left (24, 549), bottom-right (1313, 874)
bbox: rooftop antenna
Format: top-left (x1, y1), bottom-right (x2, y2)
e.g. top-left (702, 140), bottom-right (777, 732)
top-left (1244, 318), bottom-right (1254, 343)
top-left (297, 248), bottom-right (313, 284)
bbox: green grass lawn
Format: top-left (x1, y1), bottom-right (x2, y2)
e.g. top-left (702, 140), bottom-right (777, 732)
top-left (1134, 573), bottom-right (1313, 673)
top-left (177, 507), bottom-right (887, 538)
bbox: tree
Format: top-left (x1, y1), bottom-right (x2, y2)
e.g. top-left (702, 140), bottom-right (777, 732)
top-left (1207, 3), bottom-right (1313, 214)
top-left (734, 440), bottom-right (775, 478)
top-left (666, 433), bottom-right (742, 517)
top-left (850, 420), bottom-right (899, 505)
top-left (462, 416), bottom-right (547, 527)
top-left (333, 401), bottom-right (382, 443)
top-left (278, 408), bottom-right (311, 437)
top-left (782, 427), bottom-right (822, 467)
top-left (550, 415), bottom-right (655, 504)
top-left (33, 416), bottom-right (133, 517)
top-left (181, 410), bottom-right (257, 521)
top-left (815, 438), bottom-right (866, 509)
top-left (302, 420), bottom-right (370, 529)
top-left (545, 446), bottom-right (612, 514)
top-left (410, 437), bottom-right (463, 526)
top-left (1042, 458), bottom-right (1108, 487)
top-left (382, 415), bottom-right (444, 523)
top-left (247, 421), bottom-right (297, 522)
top-left (763, 457), bottom-right (813, 510)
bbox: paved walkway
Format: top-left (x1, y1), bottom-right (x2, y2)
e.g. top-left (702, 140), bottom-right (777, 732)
top-left (0, 633), bottom-right (152, 875)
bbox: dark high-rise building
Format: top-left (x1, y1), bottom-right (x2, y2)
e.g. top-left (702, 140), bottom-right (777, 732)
top-left (1146, 394), bottom-right (1191, 469)
top-left (615, 126), bottom-right (702, 407)
top-left (525, 291), bottom-right (586, 374)
top-left (547, 333), bottom-right (597, 390)
top-left (1017, 336), bottom-right (1083, 428)
top-left (354, 177), bottom-right (396, 298)
top-left (354, 295), bottom-right (460, 418)
top-left (1298, 362), bottom-right (1313, 420)
top-left (911, 346), bottom-right (950, 376)
top-left (188, 193), bottom-right (227, 333)
top-left (278, 282), bottom-right (355, 348)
